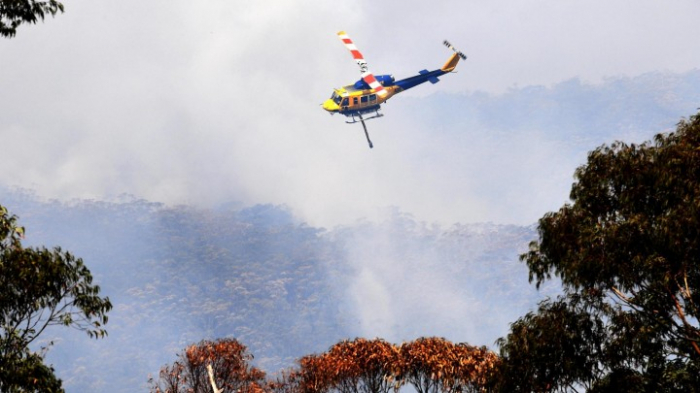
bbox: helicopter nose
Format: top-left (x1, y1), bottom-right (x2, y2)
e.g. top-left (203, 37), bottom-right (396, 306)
top-left (322, 99), bottom-right (339, 112)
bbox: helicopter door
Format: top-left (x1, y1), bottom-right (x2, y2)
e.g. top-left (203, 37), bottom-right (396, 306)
top-left (360, 95), bottom-right (369, 107)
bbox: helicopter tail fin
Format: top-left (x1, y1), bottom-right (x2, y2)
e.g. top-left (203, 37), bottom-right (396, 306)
top-left (441, 40), bottom-right (467, 72)
top-left (441, 53), bottom-right (461, 73)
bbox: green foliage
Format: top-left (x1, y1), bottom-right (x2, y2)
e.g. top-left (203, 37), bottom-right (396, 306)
top-left (0, 204), bottom-right (112, 392)
top-left (495, 295), bottom-right (608, 392)
top-left (0, 0), bottom-right (64, 37)
top-left (0, 351), bottom-right (63, 392)
top-left (498, 111), bottom-right (700, 391)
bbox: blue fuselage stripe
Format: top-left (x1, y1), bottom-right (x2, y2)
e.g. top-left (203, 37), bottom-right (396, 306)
top-left (394, 69), bottom-right (446, 91)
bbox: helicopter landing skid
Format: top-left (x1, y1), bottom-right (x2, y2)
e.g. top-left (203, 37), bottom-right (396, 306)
top-left (345, 109), bottom-right (383, 149)
top-left (345, 108), bottom-right (383, 124)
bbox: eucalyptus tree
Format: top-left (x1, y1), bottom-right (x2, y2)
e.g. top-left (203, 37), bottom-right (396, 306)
top-left (0, 204), bottom-right (112, 391)
top-left (0, 0), bottom-right (64, 37)
top-left (150, 338), bottom-right (266, 393)
top-left (498, 111), bottom-right (700, 392)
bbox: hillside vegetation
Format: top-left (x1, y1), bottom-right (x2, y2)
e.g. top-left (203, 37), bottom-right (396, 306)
top-left (1, 191), bottom-right (541, 392)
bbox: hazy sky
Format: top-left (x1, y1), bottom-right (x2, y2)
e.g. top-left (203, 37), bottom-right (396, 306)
top-left (3, 3), bottom-right (700, 387)
top-left (2, 0), bottom-right (700, 227)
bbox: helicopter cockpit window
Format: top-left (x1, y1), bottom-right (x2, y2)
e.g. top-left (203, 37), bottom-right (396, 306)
top-left (331, 92), bottom-right (342, 105)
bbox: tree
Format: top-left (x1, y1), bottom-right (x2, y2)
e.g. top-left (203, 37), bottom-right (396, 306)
top-left (0, 0), bottom-right (64, 38)
top-left (397, 337), bottom-right (499, 393)
top-left (498, 111), bottom-right (700, 391)
top-left (324, 338), bottom-right (399, 393)
top-left (267, 369), bottom-right (304, 393)
top-left (495, 296), bottom-right (608, 392)
top-left (289, 337), bottom-right (498, 393)
top-left (292, 338), bottom-right (399, 393)
top-left (150, 338), bottom-right (266, 393)
top-left (397, 337), bottom-right (448, 393)
top-left (294, 353), bottom-right (335, 393)
top-left (0, 204), bottom-right (112, 392)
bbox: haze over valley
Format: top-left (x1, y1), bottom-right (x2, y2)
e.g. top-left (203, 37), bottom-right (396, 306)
top-left (2, 1), bottom-right (700, 390)
top-left (3, 70), bottom-right (700, 391)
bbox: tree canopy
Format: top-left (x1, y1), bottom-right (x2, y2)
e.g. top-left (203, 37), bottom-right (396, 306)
top-left (0, 0), bottom-right (64, 38)
top-left (149, 338), bottom-right (267, 393)
top-left (497, 111), bottom-right (700, 391)
top-left (154, 337), bottom-right (498, 393)
top-left (276, 337), bottom-right (496, 393)
top-left (0, 204), bottom-right (112, 392)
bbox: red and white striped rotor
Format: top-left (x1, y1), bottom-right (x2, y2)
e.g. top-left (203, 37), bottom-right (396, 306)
top-left (337, 31), bottom-right (388, 97)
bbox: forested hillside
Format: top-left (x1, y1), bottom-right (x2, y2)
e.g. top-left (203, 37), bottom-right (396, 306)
top-left (0, 190), bottom-right (544, 392)
top-left (400, 70), bottom-right (700, 142)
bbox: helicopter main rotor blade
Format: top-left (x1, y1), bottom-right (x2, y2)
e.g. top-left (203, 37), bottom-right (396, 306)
top-left (337, 31), bottom-right (388, 98)
top-left (337, 31), bottom-right (367, 71)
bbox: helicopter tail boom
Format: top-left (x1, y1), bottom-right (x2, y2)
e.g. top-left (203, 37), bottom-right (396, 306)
top-left (419, 69), bottom-right (440, 84)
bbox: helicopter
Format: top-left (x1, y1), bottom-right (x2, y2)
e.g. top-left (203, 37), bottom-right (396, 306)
top-left (322, 31), bottom-right (466, 148)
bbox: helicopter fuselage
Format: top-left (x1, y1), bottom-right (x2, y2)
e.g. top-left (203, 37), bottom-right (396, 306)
top-left (323, 32), bottom-right (466, 148)
top-left (322, 52), bottom-right (460, 117)
top-left (322, 79), bottom-right (399, 116)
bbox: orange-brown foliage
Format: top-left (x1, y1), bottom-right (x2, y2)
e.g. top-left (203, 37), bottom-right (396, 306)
top-left (397, 337), bottom-right (499, 393)
top-left (150, 338), bottom-right (266, 393)
top-left (153, 337), bottom-right (499, 393)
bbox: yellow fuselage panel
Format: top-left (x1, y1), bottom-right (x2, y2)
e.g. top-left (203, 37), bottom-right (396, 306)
top-left (322, 85), bottom-right (398, 114)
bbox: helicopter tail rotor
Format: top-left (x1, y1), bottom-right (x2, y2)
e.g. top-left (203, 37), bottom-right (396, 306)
top-left (443, 40), bottom-right (467, 60)
top-left (441, 40), bottom-right (467, 72)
